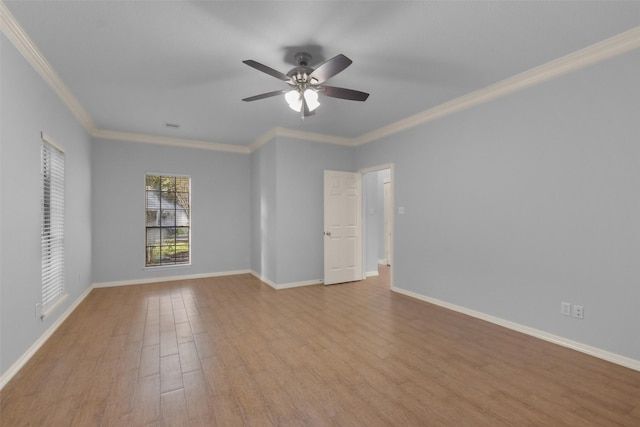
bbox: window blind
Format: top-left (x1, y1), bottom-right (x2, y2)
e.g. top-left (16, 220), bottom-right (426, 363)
top-left (41, 135), bottom-right (65, 312)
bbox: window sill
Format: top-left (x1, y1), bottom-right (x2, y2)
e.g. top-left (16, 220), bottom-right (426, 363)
top-left (40, 293), bottom-right (68, 321)
top-left (143, 263), bottom-right (192, 272)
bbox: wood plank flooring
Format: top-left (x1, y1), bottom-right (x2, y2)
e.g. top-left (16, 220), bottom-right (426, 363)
top-left (1, 266), bottom-right (639, 426)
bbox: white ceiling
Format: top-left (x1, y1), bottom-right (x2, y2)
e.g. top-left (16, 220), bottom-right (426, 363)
top-left (4, 1), bottom-right (639, 147)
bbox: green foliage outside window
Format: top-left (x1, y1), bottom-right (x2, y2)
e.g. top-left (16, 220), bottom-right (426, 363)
top-left (145, 175), bottom-right (191, 267)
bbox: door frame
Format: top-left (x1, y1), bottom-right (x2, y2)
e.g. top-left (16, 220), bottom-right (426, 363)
top-left (359, 163), bottom-right (394, 289)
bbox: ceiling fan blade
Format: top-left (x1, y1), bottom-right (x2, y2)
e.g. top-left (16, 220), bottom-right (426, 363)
top-left (308, 54), bottom-right (352, 84)
top-left (242, 89), bottom-right (287, 102)
top-left (321, 85), bottom-right (369, 101)
top-left (242, 60), bottom-right (290, 82)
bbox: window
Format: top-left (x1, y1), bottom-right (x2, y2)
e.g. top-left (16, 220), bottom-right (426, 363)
top-left (145, 175), bottom-right (191, 267)
top-left (41, 135), bottom-right (65, 315)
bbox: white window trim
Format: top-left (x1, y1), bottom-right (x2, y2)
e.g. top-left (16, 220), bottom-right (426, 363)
top-left (144, 172), bottom-right (192, 268)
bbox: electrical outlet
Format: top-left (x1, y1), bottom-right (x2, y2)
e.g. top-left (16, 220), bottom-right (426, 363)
top-left (561, 302), bottom-right (571, 316)
top-left (573, 305), bottom-right (584, 319)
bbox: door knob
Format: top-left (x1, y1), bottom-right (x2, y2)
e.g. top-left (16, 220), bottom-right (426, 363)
top-left (324, 231), bottom-right (331, 236)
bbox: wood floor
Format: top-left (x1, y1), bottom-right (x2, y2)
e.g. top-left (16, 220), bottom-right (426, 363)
top-left (1, 266), bottom-right (639, 426)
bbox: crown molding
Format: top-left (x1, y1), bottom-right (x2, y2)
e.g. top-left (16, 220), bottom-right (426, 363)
top-left (0, 1), bottom-right (95, 133)
top-left (249, 127), bottom-right (279, 152)
top-left (353, 26), bottom-right (640, 146)
top-left (3, 0), bottom-right (637, 153)
top-left (274, 127), bottom-right (353, 146)
top-left (92, 129), bottom-right (250, 154)
top-left (249, 126), bottom-right (353, 152)
top-left (1, 0), bottom-right (248, 154)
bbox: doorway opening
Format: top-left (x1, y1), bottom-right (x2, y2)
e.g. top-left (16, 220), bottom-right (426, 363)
top-left (360, 164), bottom-right (393, 289)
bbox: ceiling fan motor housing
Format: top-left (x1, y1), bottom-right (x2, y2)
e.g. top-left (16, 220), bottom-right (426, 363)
top-left (294, 52), bottom-right (312, 67)
top-left (287, 66), bottom-right (315, 86)
top-left (286, 53), bottom-right (316, 87)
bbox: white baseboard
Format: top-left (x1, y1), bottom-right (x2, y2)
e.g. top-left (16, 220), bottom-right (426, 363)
top-left (92, 269), bottom-right (252, 288)
top-left (366, 270), bottom-right (379, 278)
top-left (0, 285), bottom-right (93, 390)
top-left (275, 279), bottom-right (323, 290)
top-left (250, 271), bottom-right (278, 289)
top-left (250, 271), bottom-right (322, 290)
top-left (391, 286), bottom-right (640, 372)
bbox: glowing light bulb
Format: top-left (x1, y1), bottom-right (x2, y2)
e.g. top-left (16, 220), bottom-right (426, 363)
top-left (304, 89), bottom-right (320, 111)
top-left (285, 89), bottom-right (320, 112)
top-left (285, 90), bottom-right (302, 111)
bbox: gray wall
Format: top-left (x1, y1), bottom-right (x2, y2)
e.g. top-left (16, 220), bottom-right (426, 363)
top-left (251, 137), bottom-right (355, 286)
top-left (363, 172), bottom-right (380, 274)
top-left (91, 139), bottom-right (251, 284)
top-left (363, 169), bottom-right (389, 274)
top-left (275, 137), bottom-right (355, 284)
top-left (1, 34), bottom-right (93, 374)
top-left (251, 140), bottom-right (278, 282)
top-left (356, 50), bottom-right (640, 360)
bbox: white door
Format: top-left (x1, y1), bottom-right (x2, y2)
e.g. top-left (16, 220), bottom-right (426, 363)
top-left (324, 170), bottom-right (363, 285)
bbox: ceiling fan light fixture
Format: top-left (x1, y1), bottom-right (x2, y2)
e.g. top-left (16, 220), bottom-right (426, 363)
top-left (304, 89), bottom-right (320, 111)
top-left (285, 88), bottom-right (320, 112)
top-left (285, 89), bottom-right (302, 111)
top-left (243, 52), bottom-right (368, 117)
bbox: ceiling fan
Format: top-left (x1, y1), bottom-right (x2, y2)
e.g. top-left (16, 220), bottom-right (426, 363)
top-left (242, 52), bottom-right (369, 119)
